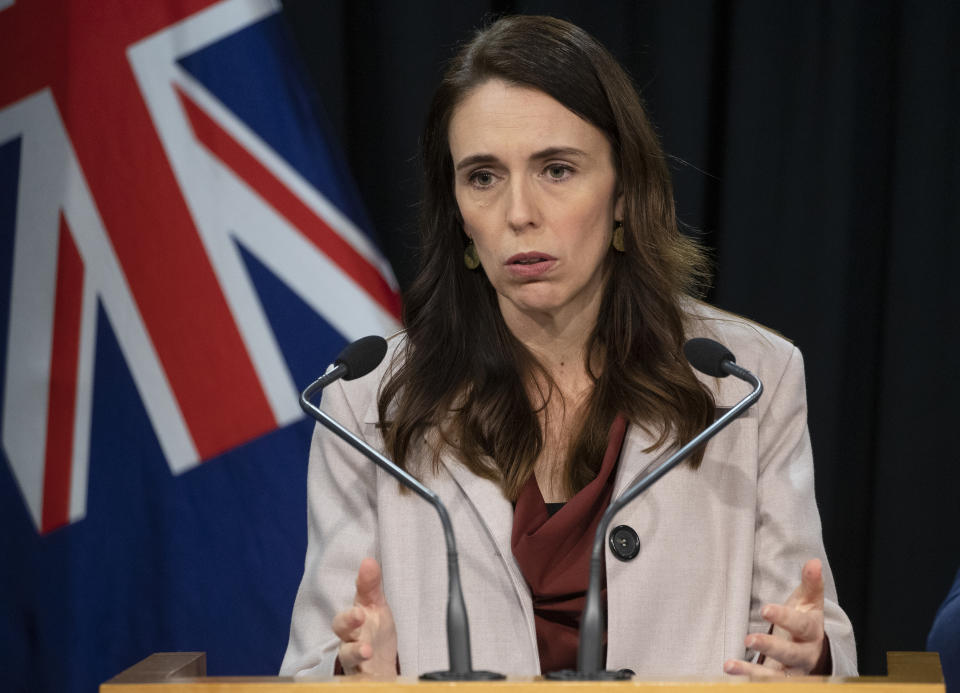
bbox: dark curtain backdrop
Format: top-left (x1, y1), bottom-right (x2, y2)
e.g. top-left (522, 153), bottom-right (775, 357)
top-left (280, 0), bottom-right (959, 676)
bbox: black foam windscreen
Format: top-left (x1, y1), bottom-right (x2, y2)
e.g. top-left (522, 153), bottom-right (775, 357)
top-left (683, 337), bottom-right (735, 378)
top-left (335, 335), bottom-right (388, 380)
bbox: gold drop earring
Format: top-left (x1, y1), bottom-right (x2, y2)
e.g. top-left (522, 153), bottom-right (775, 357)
top-left (612, 221), bottom-right (625, 252)
top-left (463, 241), bottom-right (480, 269)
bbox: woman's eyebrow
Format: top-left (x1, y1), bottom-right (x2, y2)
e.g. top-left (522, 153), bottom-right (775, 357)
top-left (454, 153), bottom-right (499, 171)
top-left (455, 146), bottom-right (589, 172)
top-left (530, 146), bottom-right (588, 161)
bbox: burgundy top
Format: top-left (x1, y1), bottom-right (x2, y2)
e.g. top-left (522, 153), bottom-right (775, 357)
top-left (511, 415), bottom-right (628, 673)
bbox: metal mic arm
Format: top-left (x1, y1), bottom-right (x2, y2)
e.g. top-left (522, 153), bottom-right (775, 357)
top-left (574, 361), bottom-right (763, 676)
top-left (299, 376), bottom-right (478, 678)
top-left (301, 373), bottom-right (439, 508)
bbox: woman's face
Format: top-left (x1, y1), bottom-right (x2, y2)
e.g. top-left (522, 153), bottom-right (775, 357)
top-left (448, 79), bottom-right (622, 327)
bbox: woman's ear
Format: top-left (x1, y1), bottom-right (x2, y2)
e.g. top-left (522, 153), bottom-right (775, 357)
top-left (614, 192), bottom-right (625, 222)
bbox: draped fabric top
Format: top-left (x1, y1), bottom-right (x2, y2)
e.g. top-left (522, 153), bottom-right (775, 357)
top-left (510, 415), bottom-right (628, 673)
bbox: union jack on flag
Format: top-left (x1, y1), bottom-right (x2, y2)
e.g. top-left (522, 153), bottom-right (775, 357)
top-left (0, 1), bottom-right (400, 691)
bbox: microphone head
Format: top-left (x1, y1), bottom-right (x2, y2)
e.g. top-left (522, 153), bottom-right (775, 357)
top-left (683, 337), bottom-right (735, 378)
top-left (335, 335), bottom-right (388, 381)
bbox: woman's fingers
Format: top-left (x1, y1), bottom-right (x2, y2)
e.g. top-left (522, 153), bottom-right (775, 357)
top-left (747, 629), bottom-right (819, 669)
top-left (733, 558), bottom-right (827, 676)
top-left (336, 559), bottom-right (399, 676)
top-left (354, 557), bottom-right (387, 608)
top-left (724, 659), bottom-right (798, 678)
top-left (785, 558), bottom-right (824, 610)
top-left (338, 641), bottom-right (372, 670)
top-left (760, 603), bottom-right (822, 642)
top-left (331, 606), bottom-right (365, 641)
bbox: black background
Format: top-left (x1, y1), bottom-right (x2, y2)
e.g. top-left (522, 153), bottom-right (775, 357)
top-left (280, 0), bottom-right (959, 675)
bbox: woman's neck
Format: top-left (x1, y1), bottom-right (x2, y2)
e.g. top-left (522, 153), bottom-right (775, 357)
top-left (499, 295), bottom-right (602, 504)
top-left (498, 293), bottom-right (601, 387)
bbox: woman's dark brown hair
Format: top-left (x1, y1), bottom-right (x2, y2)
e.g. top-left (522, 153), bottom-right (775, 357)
top-left (378, 15), bottom-right (715, 499)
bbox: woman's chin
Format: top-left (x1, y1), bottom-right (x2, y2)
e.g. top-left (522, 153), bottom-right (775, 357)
top-left (498, 286), bottom-right (555, 310)
top-left (498, 292), bottom-right (580, 323)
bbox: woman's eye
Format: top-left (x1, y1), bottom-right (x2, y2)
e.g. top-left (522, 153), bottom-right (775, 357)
top-left (545, 164), bottom-right (571, 180)
top-left (469, 171), bottom-right (495, 187)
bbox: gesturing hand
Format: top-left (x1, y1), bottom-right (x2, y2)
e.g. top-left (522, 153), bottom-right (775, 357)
top-left (724, 558), bottom-right (830, 678)
top-left (331, 558), bottom-right (398, 676)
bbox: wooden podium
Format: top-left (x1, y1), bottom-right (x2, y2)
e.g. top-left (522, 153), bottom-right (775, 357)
top-left (101, 651), bottom-right (945, 692)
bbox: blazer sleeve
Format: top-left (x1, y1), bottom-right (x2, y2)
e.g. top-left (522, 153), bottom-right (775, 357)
top-left (751, 345), bottom-right (858, 675)
top-left (279, 377), bottom-right (379, 678)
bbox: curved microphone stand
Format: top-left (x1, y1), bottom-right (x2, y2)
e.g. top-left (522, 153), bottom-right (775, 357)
top-left (300, 339), bottom-right (503, 681)
top-left (548, 338), bottom-right (763, 679)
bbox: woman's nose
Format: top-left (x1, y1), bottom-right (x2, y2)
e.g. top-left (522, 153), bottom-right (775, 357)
top-left (505, 178), bottom-right (541, 232)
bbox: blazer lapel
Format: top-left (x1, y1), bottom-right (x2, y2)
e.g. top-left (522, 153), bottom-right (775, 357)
top-left (613, 423), bottom-right (671, 499)
top-left (437, 450), bottom-right (521, 569)
top-left (434, 444), bottom-right (537, 643)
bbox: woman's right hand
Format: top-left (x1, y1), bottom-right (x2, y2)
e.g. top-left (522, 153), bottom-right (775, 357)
top-left (331, 558), bottom-right (398, 675)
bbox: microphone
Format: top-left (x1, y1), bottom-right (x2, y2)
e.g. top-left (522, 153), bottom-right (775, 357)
top-left (299, 336), bottom-right (504, 681)
top-left (301, 335), bottom-right (389, 399)
top-left (683, 337), bottom-right (736, 377)
top-left (548, 337), bottom-right (763, 680)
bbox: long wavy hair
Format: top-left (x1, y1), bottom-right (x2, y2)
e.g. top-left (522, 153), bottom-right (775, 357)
top-left (377, 15), bottom-right (715, 500)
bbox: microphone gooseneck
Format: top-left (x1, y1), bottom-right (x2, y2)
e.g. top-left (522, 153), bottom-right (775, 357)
top-left (300, 336), bottom-right (504, 681)
top-left (549, 337), bottom-right (763, 680)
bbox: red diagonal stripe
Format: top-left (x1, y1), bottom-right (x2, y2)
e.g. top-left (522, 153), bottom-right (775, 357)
top-left (41, 216), bottom-right (83, 534)
top-left (1, 0), bottom-right (280, 461)
top-left (175, 86), bottom-right (402, 320)
top-left (57, 9), bottom-right (278, 460)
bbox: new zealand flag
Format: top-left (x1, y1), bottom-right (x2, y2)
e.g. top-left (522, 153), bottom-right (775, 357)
top-left (0, 1), bottom-right (401, 691)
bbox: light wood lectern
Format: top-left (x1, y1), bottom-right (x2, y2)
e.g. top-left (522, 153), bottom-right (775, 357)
top-left (101, 651), bottom-right (945, 692)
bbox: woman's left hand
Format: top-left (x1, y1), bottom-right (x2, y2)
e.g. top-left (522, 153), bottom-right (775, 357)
top-left (723, 558), bottom-right (830, 678)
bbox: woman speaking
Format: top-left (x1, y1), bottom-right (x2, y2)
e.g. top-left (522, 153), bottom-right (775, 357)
top-left (281, 15), bottom-right (856, 679)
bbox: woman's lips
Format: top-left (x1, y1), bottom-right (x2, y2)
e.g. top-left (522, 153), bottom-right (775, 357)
top-left (504, 252), bottom-right (557, 278)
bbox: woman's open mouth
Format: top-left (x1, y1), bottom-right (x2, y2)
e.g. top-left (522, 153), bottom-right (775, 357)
top-left (505, 253), bottom-right (557, 277)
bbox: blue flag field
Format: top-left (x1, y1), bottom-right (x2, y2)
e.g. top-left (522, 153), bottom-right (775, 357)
top-left (0, 2), bottom-right (400, 691)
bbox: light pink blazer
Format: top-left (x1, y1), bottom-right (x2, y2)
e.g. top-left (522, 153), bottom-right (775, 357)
top-left (280, 302), bottom-right (857, 678)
